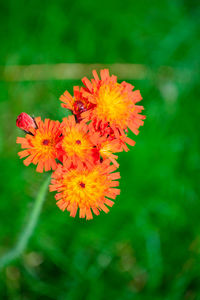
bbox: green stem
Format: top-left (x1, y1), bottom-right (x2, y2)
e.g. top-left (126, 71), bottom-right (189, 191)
top-left (0, 175), bottom-right (50, 270)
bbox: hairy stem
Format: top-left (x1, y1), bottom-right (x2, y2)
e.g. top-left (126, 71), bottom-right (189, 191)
top-left (0, 175), bottom-right (50, 270)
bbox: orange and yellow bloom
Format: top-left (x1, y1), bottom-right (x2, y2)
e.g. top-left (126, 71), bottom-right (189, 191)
top-left (81, 69), bottom-right (145, 138)
top-left (49, 160), bottom-right (120, 220)
top-left (16, 69), bottom-right (145, 220)
top-left (57, 115), bottom-right (98, 168)
top-left (17, 117), bottom-right (62, 172)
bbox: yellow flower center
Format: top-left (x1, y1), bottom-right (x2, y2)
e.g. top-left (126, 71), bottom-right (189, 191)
top-left (62, 128), bottom-right (92, 158)
top-left (31, 131), bottom-right (56, 158)
top-left (62, 167), bottom-right (110, 208)
top-left (95, 83), bottom-right (134, 127)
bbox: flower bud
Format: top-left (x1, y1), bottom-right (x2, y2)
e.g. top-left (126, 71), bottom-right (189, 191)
top-left (16, 112), bottom-right (36, 132)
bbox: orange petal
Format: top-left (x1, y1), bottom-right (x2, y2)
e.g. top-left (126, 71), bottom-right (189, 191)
top-left (86, 208), bottom-right (93, 220)
top-left (82, 77), bottom-right (93, 92)
top-left (104, 199), bottom-right (114, 207)
top-left (92, 207), bottom-right (100, 216)
top-left (36, 160), bottom-right (44, 173)
top-left (92, 70), bottom-right (99, 82)
top-left (108, 172), bottom-right (121, 180)
top-left (57, 199), bottom-right (68, 211)
top-left (23, 155), bottom-right (33, 166)
top-left (79, 207), bottom-right (86, 218)
top-left (98, 203), bottom-right (109, 213)
top-left (18, 150), bottom-right (29, 158)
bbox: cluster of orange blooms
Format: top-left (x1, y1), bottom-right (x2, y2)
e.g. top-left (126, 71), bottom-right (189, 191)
top-left (16, 69), bottom-right (145, 220)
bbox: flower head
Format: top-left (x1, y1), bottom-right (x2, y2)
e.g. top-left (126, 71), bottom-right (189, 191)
top-left (81, 69), bottom-right (145, 139)
top-left (57, 115), bottom-right (99, 168)
top-left (17, 117), bottom-right (62, 172)
top-left (49, 160), bottom-right (120, 220)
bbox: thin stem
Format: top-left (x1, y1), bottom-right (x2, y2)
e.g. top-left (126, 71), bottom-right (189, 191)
top-left (0, 175), bottom-right (50, 270)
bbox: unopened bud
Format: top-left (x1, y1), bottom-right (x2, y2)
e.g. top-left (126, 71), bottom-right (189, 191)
top-left (16, 112), bottom-right (36, 132)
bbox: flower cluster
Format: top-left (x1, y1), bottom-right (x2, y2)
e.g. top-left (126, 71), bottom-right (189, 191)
top-left (16, 69), bottom-right (145, 220)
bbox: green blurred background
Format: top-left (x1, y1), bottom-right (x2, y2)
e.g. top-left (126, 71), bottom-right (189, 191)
top-left (0, 0), bottom-right (200, 299)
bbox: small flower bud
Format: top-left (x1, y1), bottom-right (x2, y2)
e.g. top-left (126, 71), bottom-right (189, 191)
top-left (16, 112), bottom-right (36, 132)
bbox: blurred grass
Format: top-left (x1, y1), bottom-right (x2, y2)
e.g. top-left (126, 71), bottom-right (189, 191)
top-left (0, 0), bottom-right (200, 299)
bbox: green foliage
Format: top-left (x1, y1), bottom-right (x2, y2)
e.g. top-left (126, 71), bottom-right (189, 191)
top-left (0, 0), bottom-right (200, 299)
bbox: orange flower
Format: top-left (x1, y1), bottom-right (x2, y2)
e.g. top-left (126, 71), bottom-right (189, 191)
top-left (49, 160), bottom-right (120, 220)
top-left (57, 115), bottom-right (99, 168)
top-left (16, 117), bottom-right (62, 172)
top-left (81, 69), bottom-right (145, 138)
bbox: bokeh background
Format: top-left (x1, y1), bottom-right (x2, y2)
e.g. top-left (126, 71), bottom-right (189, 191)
top-left (0, 0), bottom-right (200, 299)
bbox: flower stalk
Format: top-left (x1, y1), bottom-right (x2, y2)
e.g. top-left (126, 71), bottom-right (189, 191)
top-left (0, 176), bottom-right (50, 270)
